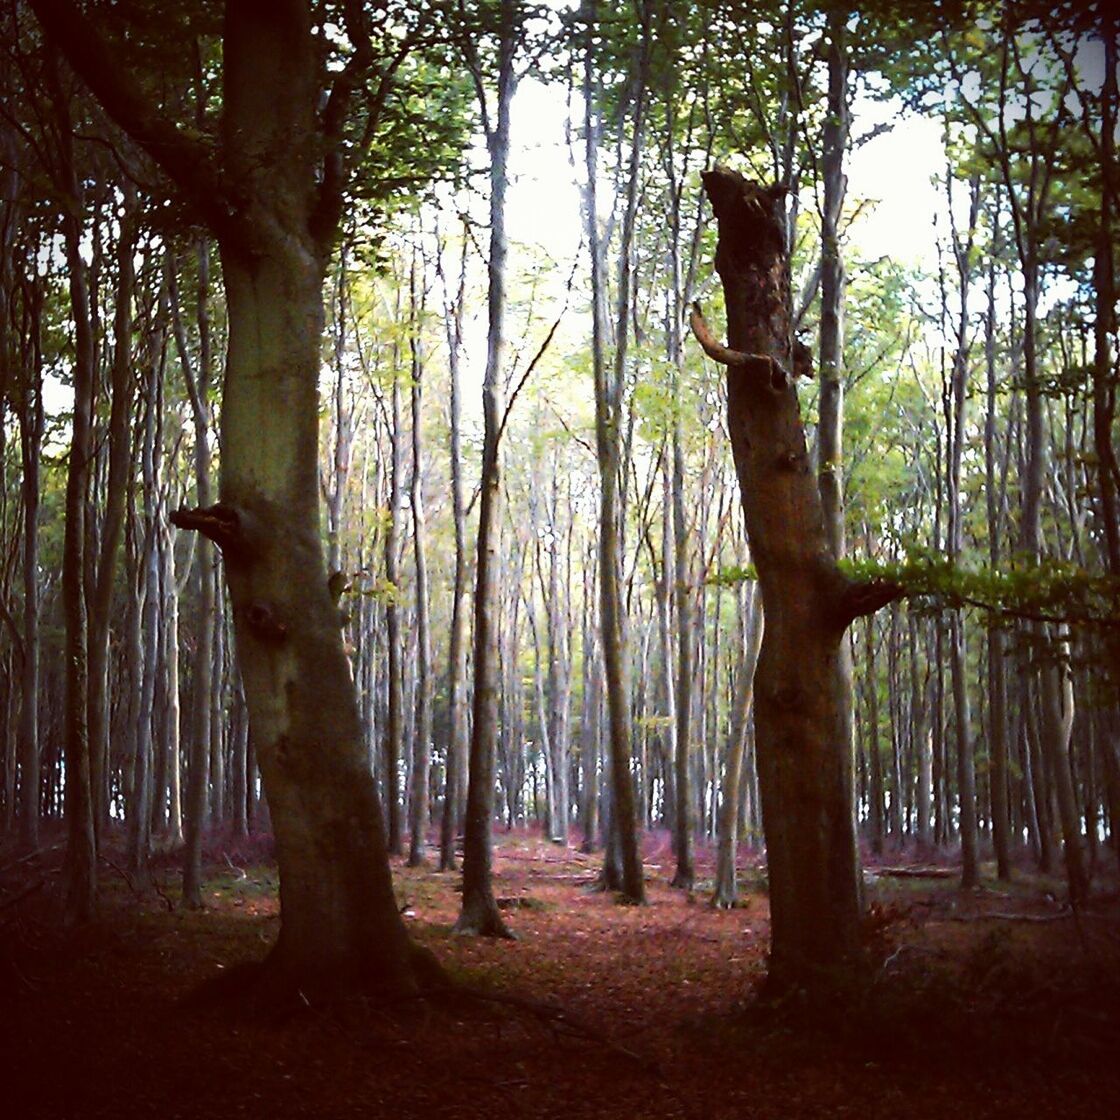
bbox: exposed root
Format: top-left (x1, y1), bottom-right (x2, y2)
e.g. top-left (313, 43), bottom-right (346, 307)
top-left (183, 939), bottom-right (451, 1019)
top-left (452, 892), bottom-right (517, 939)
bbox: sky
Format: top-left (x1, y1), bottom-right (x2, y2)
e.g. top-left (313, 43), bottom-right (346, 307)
top-left (502, 75), bottom-right (947, 281)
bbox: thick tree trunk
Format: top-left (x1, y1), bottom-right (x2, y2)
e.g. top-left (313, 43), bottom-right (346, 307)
top-left (203, 235), bottom-right (430, 990)
top-left (696, 169), bottom-right (896, 991)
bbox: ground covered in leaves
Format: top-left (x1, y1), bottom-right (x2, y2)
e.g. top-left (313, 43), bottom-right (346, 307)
top-left (2, 828), bottom-right (1118, 1119)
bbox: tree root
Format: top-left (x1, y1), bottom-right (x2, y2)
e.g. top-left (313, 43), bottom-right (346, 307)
top-left (183, 939), bottom-right (450, 1018)
top-left (452, 888), bottom-right (518, 939)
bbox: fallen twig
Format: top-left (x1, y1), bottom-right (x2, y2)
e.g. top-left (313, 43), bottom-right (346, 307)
top-left (223, 853), bottom-right (248, 881)
top-left (946, 909), bottom-right (1073, 924)
top-left (0, 842), bottom-right (65, 878)
top-left (873, 866), bottom-right (956, 880)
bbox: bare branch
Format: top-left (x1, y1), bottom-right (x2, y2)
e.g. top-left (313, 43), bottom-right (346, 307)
top-left (688, 302), bottom-right (794, 388)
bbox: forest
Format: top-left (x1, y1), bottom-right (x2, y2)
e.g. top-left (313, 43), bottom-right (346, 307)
top-left (1, 1), bottom-right (1118, 1117)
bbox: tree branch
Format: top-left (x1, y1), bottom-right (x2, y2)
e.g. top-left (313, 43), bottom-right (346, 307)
top-left (170, 503), bottom-right (257, 563)
top-left (688, 302), bottom-right (793, 388)
top-left (834, 577), bottom-right (905, 627)
top-left (27, 0), bottom-right (233, 238)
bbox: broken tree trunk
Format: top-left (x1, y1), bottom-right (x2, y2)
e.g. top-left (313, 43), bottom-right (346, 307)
top-left (693, 168), bottom-right (899, 992)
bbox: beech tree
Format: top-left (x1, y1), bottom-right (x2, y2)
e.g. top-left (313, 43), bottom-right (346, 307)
top-left (692, 168), bottom-right (900, 991)
top-left (29, 0), bottom-right (463, 996)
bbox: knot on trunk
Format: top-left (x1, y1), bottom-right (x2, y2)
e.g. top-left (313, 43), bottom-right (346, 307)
top-left (170, 503), bottom-right (256, 562)
top-left (243, 601), bottom-right (288, 643)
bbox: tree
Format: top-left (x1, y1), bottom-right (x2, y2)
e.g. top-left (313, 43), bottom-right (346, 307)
top-left (454, 0), bottom-right (521, 938)
top-left (712, 583), bottom-right (763, 908)
top-left (30, 0), bottom-right (455, 996)
top-left (692, 168), bottom-right (899, 992)
top-left (584, 0), bottom-right (646, 904)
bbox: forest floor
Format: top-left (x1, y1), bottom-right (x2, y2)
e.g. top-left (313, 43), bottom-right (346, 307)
top-left (2, 828), bottom-right (1119, 1119)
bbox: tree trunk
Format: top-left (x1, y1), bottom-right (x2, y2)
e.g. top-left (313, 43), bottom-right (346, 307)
top-left (171, 246), bottom-right (214, 909)
top-left (586, 0), bottom-right (645, 903)
top-left (163, 515), bottom-right (183, 845)
top-left (712, 584), bottom-right (763, 907)
top-left (60, 147), bottom-right (97, 926)
top-left (128, 298), bottom-right (166, 887)
top-left (384, 358), bottom-right (404, 856)
top-left (88, 191), bottom-right (138, 841)
top-left (818, 5), bottom-right (848, 559)
top-left (26, 0), bottom-right (447, 994)
top-left (984, 212), bottom-right (1012, 879)
top-left (407, 262), bottom-right (431, 868)
top-left (17, 291), bottom-right (44, 851)
top-left (440, 226), bottom-right (469, 872)
top-left (865, 614), bottom-right (884, 855)
top-left (695, 169), bottom-right (897, 991)
top-left (455, 0), bottom-right (518, 937)
top-left (670, 362), bottom-right (695, 889)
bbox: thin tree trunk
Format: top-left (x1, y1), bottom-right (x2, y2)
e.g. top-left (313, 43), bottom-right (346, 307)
top-left (865, 613), bottom-right (884, 855)
top-left (17, 285), bottom-right (44, 850)
top-left (88, 189), bottom-right (138, 841)
top-left (407, 259), bottom-right (431, 868)
top-left (59, 108), bottom-right (97, 924)
top-left (712, 584), bottom-right (763, 907)
top-left (587, 0), bottom-right (646, 903)
top-left (170, 245), bottom-right (214, 908)
top-left (163, 515), bottom-right (183, 845)
top-left (455, 0), bottom-right (519, 936)
top-left (984, 208), bottom-right (1012, 879)
top-left (440, 225), bottom-right (469, 872)
top-left (384, 356), bottom-right (404, 856)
